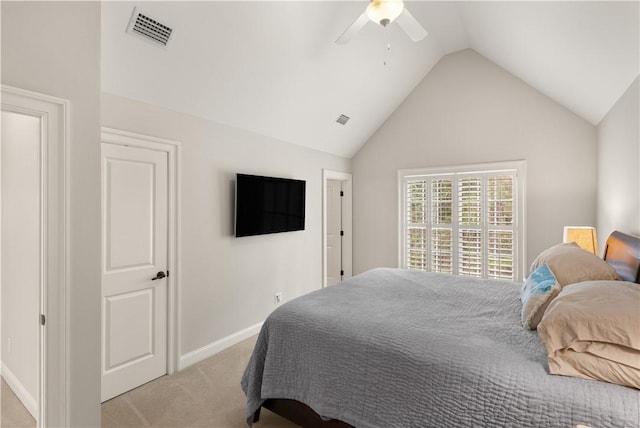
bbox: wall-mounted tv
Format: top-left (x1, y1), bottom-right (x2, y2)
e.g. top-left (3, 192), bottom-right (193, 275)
top-left (234, 174), bottom-right (306, 237)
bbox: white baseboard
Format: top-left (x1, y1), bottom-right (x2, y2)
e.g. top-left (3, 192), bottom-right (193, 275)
top-left (178, 321), bottom-right (263, 370)
top-left (1, 361), bottom-right (38, 421)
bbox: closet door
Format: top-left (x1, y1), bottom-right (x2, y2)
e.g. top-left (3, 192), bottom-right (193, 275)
top-left (101, 143), bottom-right (168, 402)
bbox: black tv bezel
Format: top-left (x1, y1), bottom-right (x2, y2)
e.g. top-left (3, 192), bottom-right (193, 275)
top-left (234, 173), bottom-right (306, 238)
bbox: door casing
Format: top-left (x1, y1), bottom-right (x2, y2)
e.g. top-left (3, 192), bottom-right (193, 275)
top-left (1, 85), bottom-right (69, 427)
top-left (326, 179), bottom-right (343, 286)
top-left (322, 170), bottom-right (352, 287)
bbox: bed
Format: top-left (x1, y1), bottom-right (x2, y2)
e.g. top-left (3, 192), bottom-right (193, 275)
top-left (242, 231), bottom-right (640, 427)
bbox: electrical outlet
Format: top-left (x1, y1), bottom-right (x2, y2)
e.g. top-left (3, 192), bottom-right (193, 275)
top-left (274, 292), bottom-right (283, 304)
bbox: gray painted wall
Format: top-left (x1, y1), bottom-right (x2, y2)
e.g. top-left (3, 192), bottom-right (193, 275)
top-left (352, 49), bottom-right (597, 274)
top-left (101, 93), bottom-right (351, 357)
top-left (1, 2), bottom-right (102, 426)
top-left (1, 112), bottom-right (41, 416)
top-left (597, 77), bottom-right (640, 252)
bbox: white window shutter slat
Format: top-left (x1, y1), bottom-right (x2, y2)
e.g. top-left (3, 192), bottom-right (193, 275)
top-left (458, 229), bottom-right (483, 277)
top-left (431, 228), bottom-right (453, 274)
top-left (488, 230), bottom-right (514, 279)
top-left (406, 180), bottom-right (427, 270)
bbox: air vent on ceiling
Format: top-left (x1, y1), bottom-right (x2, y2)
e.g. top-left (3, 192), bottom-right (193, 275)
top-left (127, 8), bottom-right (173, 47)
top-left (336, 114), bottom-right (350, 125)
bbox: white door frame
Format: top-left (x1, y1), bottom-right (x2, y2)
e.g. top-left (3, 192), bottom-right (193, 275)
top-left (1, 85), bottom-right (69, 427)
top-left (101, 127), bottom-right (181, 374)
top-left (322, 169), bottom-right (352, 287)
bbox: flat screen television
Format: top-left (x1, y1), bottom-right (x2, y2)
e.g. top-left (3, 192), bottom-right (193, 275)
top-left (234, 174), bottom-right (306, 237)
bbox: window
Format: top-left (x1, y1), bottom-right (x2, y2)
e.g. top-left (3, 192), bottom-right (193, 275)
top-left (399, 161), bottom-right (525, 281)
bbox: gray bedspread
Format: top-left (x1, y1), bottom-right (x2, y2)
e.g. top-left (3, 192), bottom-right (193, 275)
top-left (241, 268), bottom-right (640, 427)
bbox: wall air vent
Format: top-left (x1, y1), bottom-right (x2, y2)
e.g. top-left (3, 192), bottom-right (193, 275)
top-left (127, 8), bottom-right (173, 47)
top-left (336, 114), bottom-right (350, 125)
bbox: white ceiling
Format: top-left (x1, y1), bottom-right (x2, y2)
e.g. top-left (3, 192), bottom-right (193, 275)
top-left (101, 1), bottom-right (640, 158)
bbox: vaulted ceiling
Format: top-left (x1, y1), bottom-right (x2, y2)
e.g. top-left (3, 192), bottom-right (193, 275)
top-left (101, 1), bottom-right (639, 158)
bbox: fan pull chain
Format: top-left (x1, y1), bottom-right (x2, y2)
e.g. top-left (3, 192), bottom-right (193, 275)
top-left (383, 24), bottom-right (391, 66)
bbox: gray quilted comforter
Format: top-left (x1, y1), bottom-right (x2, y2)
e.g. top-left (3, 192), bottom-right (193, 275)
top-left (241, 268), bottom-right (640, 427)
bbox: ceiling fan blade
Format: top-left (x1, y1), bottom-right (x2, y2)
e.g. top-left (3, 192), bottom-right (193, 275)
top-left (395, 8), bottom-right (428, 42)
top-left (335, 12), bottom-right (369, 45)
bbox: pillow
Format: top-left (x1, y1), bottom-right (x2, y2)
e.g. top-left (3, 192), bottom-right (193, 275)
top-left (529, 242), bottom-right (620, 286)
top-left (523, 242), bottom-right (620, 327)
top-left (537, 280), bottom-right (640, 389)
top-left (520, 264), bottom-right (561, 329)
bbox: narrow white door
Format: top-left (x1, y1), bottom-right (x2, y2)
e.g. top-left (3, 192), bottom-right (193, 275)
top-left (326, 180), bottom-right (343, 286)
top-left (101, 143), bottom-right (168, 402)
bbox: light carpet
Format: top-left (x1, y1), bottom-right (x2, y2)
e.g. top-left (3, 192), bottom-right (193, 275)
top-left (102, 335), bottom-right (296, 427)
top-left (1, 377), bottom-right (37, 428)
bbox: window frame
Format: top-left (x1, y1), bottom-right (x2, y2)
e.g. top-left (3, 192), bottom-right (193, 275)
top-left (398, 160), bottom-right (527, 281)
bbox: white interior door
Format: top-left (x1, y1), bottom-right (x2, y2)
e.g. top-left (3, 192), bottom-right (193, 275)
top-left (101, 143), bottom-right (168, 402)
top-left (326, 179), bottom-right (343, 286)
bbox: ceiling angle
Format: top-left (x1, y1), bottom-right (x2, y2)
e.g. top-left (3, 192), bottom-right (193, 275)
top-left (335, 0), bottom-right (428, 45)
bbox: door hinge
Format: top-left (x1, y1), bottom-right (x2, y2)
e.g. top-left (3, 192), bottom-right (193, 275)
top-left (40, 314), bottom-right (46, 326)
top-left (340, 270), bottom-right (344, 276)
top-left (340, 230), bottom-right (344, 236)
top-left (340, 191), bottom-right (344, 197)
top-left (167, 270), bottom-right (169, 277)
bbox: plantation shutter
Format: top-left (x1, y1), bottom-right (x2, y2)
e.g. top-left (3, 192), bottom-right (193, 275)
top-left (430, 179), bottom-right (453, 274)
top-left (458, 177), bottom-right (483, 277)
top-left (487, 176), bottom-right (514, 280)
top-left (401, 164), bottom-right (522, 281)
top-left (406, 180), bottom-right (427, 270)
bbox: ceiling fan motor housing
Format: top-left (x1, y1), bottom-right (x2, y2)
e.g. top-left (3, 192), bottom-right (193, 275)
top-left (367, 0), bottom-right (404, 26)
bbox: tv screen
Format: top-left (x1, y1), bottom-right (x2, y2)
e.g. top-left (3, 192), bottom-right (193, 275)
top-left (235, 174), bottom-right (306, 237)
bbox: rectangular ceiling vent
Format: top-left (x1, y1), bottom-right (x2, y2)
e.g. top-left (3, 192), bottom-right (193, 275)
top-left (127, 8), bottom-right (173, 47)
top-left (336, 114), bottom-right (350, 125)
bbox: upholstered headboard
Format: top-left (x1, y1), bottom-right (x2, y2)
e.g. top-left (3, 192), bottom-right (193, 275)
top-left (603, 231), bottom-right (640, 283)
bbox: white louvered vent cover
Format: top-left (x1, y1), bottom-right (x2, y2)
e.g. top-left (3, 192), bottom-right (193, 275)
top-left (127, 8), bottom-right (173, 47)
top-left (336, 114), bottom-right (350, 125)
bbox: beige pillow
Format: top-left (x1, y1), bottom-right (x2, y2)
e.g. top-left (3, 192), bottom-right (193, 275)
top-left (537, 280), bottom-right (640, 389)
top-left (529, 242), bottom-right (620, 286)
top-left (524, 243), bottom-right (620, 328)
top-left (547, 346), bottom-right (640, 390)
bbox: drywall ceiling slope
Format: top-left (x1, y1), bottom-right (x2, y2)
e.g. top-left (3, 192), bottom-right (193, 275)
top-left (101, 2), bottom-right (639, 157)
top-left (102, 2), bottom-right (468, 157)
top-left (457, 1), bottom-right (640, 125)
top-left (101, 1), bottom-right (467, 158)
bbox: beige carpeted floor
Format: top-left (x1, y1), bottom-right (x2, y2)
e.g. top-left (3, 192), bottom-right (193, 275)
top-left (1, 377), bottom-right (37, 428)
top-left (0, 336), bottom-right (286, 428)
top-left (102, 335), bottom-right (297, 427)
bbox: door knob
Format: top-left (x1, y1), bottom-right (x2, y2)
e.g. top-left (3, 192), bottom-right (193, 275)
top-left (151, 271), bottom-right (166, 281)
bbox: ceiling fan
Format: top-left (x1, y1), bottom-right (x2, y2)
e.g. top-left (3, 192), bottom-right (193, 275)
top-left (335, 0), bottom-right (428, 45)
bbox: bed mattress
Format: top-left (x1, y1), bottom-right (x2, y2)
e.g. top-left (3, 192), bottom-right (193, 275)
top-left (242, 268), bottom-right (640, 427)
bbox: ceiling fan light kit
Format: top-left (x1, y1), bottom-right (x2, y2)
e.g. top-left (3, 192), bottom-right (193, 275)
top-left (336, 0), bottom-right (428, 45)
top-left (366, 0), bottom-right (404, 26)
